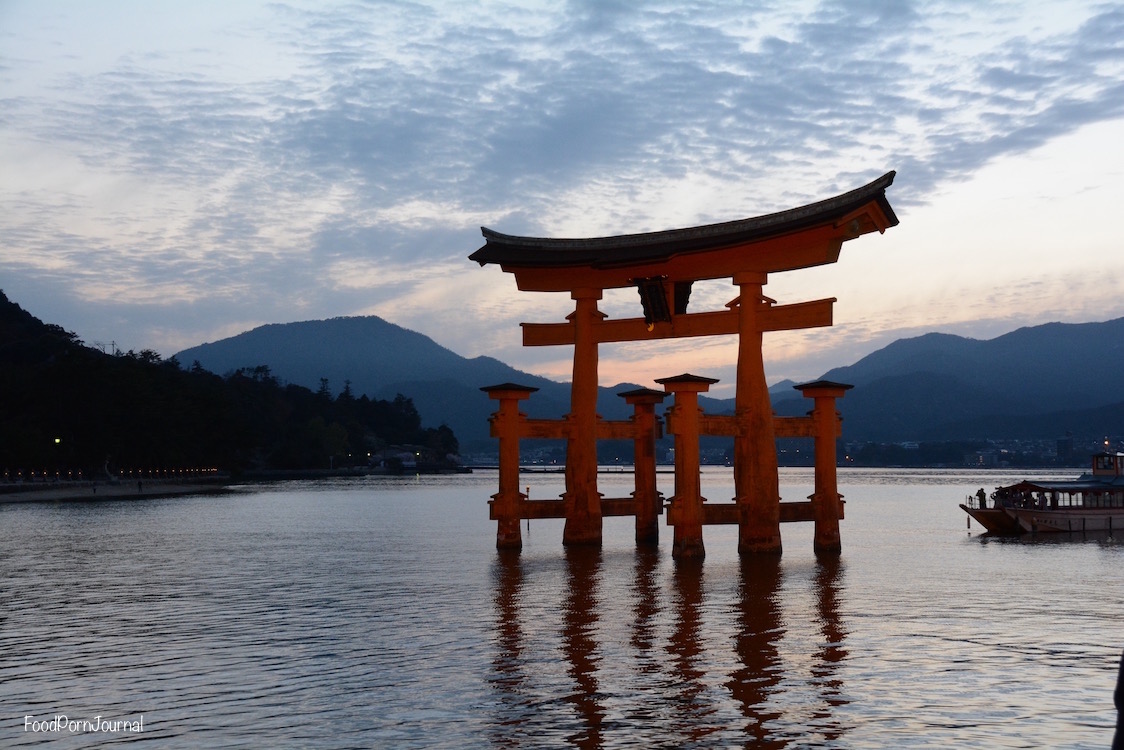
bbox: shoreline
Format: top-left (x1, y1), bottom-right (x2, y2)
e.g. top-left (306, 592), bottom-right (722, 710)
top-left (0, 467), bottom-right (467, 503)
top-left (0, 478), bottom-right (233, 503)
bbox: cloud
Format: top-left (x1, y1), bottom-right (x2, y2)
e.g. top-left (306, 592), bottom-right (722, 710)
top-left (1, 0), bottom-right (1123, 383)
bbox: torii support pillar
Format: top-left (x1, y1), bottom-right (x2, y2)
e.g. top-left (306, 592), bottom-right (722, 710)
top-left (482, 383), bottom-right (538, 550)
top-left (795, 380), bottom-right (852, 556)
top-left (658, 374), bottom-right (718, 560)
top-left (563, 289), bottom-right (605, 546)
top-left (734, 272), bottom-right (782, 556)
top-left (619, 388), bottom-right (667, 545)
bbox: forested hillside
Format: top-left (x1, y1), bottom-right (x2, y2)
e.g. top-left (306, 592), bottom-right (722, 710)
top-left (0, 292), bottom-right (458, 477)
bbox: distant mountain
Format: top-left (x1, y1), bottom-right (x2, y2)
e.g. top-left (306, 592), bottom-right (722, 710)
top-left (768, 378), bottom-right (798, 396)
top-left (177, 315), bottom-right (1124, 451)
top-left (771, 318), bottom-right (1124, 441)
top-left (175, 317), bottom-right (646, 452)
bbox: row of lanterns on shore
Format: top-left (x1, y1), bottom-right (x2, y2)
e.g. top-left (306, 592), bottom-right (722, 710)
top-left (4, 467), bottom-right (223, 482)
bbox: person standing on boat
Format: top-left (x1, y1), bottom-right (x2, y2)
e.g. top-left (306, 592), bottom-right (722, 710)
top-left (976, 488), bottom-right (987, 509)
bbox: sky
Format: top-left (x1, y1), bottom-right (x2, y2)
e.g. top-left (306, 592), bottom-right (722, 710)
top-left (2, 0), bottom-right (1123, 398)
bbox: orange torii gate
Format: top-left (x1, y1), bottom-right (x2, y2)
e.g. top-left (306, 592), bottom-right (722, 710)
top-left (472, 172), bottom-right (898, 557)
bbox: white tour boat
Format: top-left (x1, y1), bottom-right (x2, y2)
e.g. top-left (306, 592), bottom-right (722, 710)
top-left (961, 452), bottom-right (1124, 535)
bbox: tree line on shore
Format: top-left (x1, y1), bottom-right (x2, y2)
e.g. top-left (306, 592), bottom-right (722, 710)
top-left (0, 292), bottom-right (459, 478)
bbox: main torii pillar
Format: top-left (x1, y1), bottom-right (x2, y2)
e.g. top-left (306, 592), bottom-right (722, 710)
top-left (733, 271), bottom-right (783, 553)
top-left (564, 288), bottom-right (604, 544)
top-left (470, 172), bottom-right (898, 551)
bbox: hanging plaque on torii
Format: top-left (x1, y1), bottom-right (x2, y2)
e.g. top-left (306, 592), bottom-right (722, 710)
top-left (471, 171), bottom-right (898, 558)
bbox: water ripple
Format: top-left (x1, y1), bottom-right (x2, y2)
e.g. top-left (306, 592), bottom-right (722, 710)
top-left (1, 473), bottom-right (1121, 748)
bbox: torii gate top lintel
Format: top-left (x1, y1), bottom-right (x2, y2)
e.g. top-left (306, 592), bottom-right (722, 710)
top-left (469, 171), bottom-right (897, 292)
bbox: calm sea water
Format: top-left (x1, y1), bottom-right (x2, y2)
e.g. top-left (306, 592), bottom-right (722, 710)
top-left (1, 468), bottom-right (1121, 748)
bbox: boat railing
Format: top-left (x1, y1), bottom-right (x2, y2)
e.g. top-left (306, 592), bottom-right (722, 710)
top-left (965, 493), bottom-right (1003, 510)
top-left (965, 492), bottom-right (1024, 511)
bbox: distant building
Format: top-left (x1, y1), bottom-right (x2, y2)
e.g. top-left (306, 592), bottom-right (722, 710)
top-left (1056, 434), bottom-right (1074, 461)
top-left (966, 450), bottom-right (1000, 468)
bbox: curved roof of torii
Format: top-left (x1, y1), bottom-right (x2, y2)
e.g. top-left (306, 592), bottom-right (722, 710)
top-left (470, 171), bottom-right (898, 280)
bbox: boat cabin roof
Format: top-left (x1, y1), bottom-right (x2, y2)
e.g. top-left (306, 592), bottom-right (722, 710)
top-left (1003, 477), bottom-right (1124, 494)
top-left (993, 454), bottom-right (1124, 493)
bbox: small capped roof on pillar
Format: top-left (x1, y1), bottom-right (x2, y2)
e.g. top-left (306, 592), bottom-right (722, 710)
top-left (470, 171), bottom-right (897, 270)
top-left (617, 387), bottom-right (668, 400)
top-left (793, 380), bottom-right (854, 391)
top-left (654, 373), bottom-right (721, 385)
top-left (480, 382), bottom-right (540, 393)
